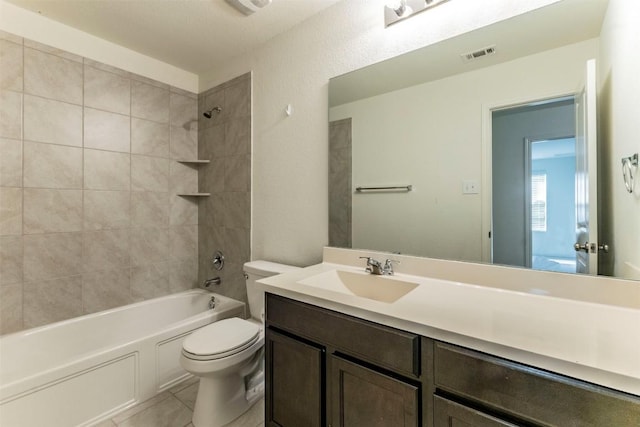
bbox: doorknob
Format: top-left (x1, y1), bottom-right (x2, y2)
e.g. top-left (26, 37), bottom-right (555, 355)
top-left (598, 243), bottom-right (609, 253)
top-left (574, 242), bottom-right (589, 252)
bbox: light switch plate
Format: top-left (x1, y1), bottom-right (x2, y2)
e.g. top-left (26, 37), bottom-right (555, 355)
top-left (463, 180), bottom-right (479, 194)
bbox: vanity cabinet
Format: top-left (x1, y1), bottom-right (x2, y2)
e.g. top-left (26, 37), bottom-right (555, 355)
top-left (433, 342), bottom-right (640, 426)
top-left (265, 293), bottom-right (421, 427)
top-left (265, 328), bottom-right (324, 427)
top-left (265, 293), bottom-right (640, 427)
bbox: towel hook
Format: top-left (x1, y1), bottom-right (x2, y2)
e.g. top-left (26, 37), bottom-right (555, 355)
top-left (622, 153), bottom-right (638, 193)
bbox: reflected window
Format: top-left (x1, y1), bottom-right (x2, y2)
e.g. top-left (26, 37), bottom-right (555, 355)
top-left (531, 173), bottom-right (547, 232)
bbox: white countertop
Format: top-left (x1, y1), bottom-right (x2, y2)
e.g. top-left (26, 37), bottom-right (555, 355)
top-left (258, 247), bottom-right (640, 396)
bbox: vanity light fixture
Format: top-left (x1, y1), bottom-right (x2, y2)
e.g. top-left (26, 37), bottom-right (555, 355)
top-left (385, 0), bottom-right (451, 27)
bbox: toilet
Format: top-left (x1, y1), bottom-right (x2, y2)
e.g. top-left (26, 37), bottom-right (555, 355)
top-left (180, 261), bottom-right (298, 427)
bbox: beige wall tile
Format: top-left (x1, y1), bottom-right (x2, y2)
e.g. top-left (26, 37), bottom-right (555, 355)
top-left (84, 149), bottom-right (131, 191)
top-left (83, 229), bottom-right (130, 272)
top-left (23, 276), bottom-right (82, 328)
top-left (170, 92), bottom-right (197, 128)
top-left (170, 225), bottom-right (197, 261)
top-left (84, 190), bottom-right (130, 230)
top-left (170, 161), bottom-right (198, 194)
top-left (23, 232), bottom-right (83, 282)
top-left (224, 154), bottom-right (250, 192)
top-left (0, 138), bottom-right (22, 187)
top-left (23, 141), bottom-right (83, 189)
top-left (131, 261), bottom-right (170, 301)
top-left (0, 30), bottom-right (23, 44)
top-left (24, 39), bottom-right (83, 63)
top-left (170, 195), bottom-right (198, 226)
top-left (23, 94), bottom-right (83, 147)
top-left (0, 187), bottom-right (22, 235)
top-left (131, 81), bottom-right (169, 123)
top-left (24, 48), bottom-right (82, 104)
top-left (0, 40), bottom-right (23, 91)
top-left (0, 284), bottom-right (23, 334)
top-left (132, 192), bottom-right (169, 227)
top-left (130, 227), bottom-right (169, 266)
top-left (82, 267), bottom-right (131, 314)
top-left (84, 108), bottom-right (131, 152)
top-left (224, 117), bottom-right (251, 156)
top-left (169, 258), bottom-right (197, 293)
top-left (224, 81), bottom-right (250, 119)
top-left (0, 90), bottom-right (22, 139)
top-left (131, 118), bottom-right (169, 157)
top-left (0, 235), bottom-right (22, 285)
top-left (84, 58), bottom-right (130, 78)
top-left (170, 125), bottom-right (198, 160)
top-left (23, 188), bottom-right (83, 234)
top-left (222, 192), bottom-right (250, 229)
top-left (131, 155), bottom-right (169, 192)
top-left (200, 158), bottom-right (225, 194)
top-left (84, 66), bottom-right (131, 115)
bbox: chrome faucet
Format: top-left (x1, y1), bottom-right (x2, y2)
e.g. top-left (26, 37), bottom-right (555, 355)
top-left (359, 257), bottom-right (398, 275)
top-left (203, 277), bottom-right (221, 288)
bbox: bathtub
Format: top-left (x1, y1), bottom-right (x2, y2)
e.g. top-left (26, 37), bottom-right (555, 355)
top-left (0, 290), bottom-right (245, 427)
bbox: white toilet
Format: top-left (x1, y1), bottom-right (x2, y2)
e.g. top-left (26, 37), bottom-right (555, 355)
top-left (180, 261), bottom-right (298, 427)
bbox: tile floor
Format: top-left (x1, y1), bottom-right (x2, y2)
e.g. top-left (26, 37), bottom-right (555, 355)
top-left (94, 377), bottom-right (265, 427)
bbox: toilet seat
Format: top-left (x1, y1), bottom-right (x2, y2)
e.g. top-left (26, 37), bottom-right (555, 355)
top-left (182, 318), bottom-right (261, 361)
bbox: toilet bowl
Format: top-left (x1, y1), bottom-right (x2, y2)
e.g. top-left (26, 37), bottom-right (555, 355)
top-left (180, 261), bottom-right (299, 427)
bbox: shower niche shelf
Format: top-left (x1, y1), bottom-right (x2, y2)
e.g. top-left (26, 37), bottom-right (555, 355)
top-left (175, 159), bottom-right (211, 197)
top-left (177, 192), bottom-right (210, 197)
top-left (176, 159), bottom-right (210, 164)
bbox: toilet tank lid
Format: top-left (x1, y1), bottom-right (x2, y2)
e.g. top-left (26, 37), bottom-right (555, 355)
top-left (243, 260), bottom-right (300, 276)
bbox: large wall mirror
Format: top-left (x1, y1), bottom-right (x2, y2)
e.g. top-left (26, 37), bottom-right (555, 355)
top-left (328, 0), bottom-right (640, 281)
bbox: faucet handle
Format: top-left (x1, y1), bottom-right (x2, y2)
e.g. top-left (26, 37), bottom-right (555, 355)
top-left (359, 256), bottom-right (382, 274)
top-left (383, 259), bottom-right (399, 275)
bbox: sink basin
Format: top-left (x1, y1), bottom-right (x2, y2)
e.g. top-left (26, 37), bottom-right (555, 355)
top-left (298, 269), bottom-right (418, 303)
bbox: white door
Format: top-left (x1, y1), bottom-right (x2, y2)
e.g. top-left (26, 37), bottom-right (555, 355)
top-left (574, 59), bottom-right (598, 274)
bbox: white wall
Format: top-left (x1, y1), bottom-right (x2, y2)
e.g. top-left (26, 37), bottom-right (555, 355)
top-left (599, 0), bottom-right (640, 280)
top-left (329, 40), bottom-right (596, 262)
top-left (0, 0), bottom-right (198, 92)
top-left (199, 0), bottom-right (561, 266)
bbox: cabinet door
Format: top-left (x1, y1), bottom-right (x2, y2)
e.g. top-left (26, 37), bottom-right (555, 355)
top-left (330, 354), bottom-right (419, 427)
top-left (434, 396), bottom-right (518, 427)
top-left (266, 328), bottom-right (324, 427)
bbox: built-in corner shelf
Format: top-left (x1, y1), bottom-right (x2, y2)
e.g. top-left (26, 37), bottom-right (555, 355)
top-left (177, 193), bottom-right (210, 197)
top-left (176, 159), bottom-right (210, 164)
top-left (175, 159), bottom-right (210, 197)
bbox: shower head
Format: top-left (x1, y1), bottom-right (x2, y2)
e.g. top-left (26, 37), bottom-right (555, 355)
top-left (203, 106), bottom-right (222, 119)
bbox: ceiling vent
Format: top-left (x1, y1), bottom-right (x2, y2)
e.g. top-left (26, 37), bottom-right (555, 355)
top-left (225, 0), bottom-right (272, 15)
top-left (460, 45), bottom-right (496, 62)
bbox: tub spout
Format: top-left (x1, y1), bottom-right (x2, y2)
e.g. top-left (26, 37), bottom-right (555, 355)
top-left (204, 277), bottom-right (221, 287)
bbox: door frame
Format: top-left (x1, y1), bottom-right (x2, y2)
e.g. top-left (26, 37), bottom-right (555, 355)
top-left (481, 92), bottom-right (575, 264)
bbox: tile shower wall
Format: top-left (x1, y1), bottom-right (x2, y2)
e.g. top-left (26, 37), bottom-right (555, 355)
top-left (0, 31), bottom-right (199, 334)
top-left (198, 73), bottom-right (251, 304)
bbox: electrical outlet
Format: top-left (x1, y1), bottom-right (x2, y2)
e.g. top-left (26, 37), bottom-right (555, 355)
top-left (463, 180), bottom-right (479, 194)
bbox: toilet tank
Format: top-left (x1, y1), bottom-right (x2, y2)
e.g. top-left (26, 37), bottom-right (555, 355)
top-left (243, 261), bottom-right (300, 321)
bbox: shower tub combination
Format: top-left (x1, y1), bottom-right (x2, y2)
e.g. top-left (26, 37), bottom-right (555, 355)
top-left (0, 290), bottom-right (245, 427)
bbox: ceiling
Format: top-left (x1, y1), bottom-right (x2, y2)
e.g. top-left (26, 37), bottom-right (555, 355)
top-left (6, 0), bottom-right (343, 74)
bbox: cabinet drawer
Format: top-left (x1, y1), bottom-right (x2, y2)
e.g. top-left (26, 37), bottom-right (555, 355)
top-left (435, 342), bottom-right (640, 426)
top-left (266, 294), bottom-right (420, 377)
top-left (434, 396), bottom-right (518, 427)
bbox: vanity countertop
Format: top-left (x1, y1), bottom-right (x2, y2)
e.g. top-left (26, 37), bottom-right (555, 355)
top-left (257, 247), bottom-right (640, 396)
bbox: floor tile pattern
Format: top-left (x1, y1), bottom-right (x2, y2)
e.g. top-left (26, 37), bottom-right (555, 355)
top-left (96, 377), bottom-right (264, 427)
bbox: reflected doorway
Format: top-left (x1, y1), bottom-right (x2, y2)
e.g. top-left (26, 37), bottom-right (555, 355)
top-left (491, 97), bottom-right (576, 272)
top-left (529, 138), bottom-right (577, 273)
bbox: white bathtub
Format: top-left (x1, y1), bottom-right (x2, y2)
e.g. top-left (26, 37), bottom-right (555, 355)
top-left (0, 290), bottom-right (245, 427)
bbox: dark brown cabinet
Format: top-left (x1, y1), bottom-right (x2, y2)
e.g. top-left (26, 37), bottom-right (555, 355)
top-left (265, 293), bottom-right (640, 427)
top-left (265, 328), bottom-right (324, 427)
top-left (265, 293), bottom-right (421, 427)
top-left (434, 396), bottom-right (517, 427)
top-left (331, 355), bottom-right (419, 427)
